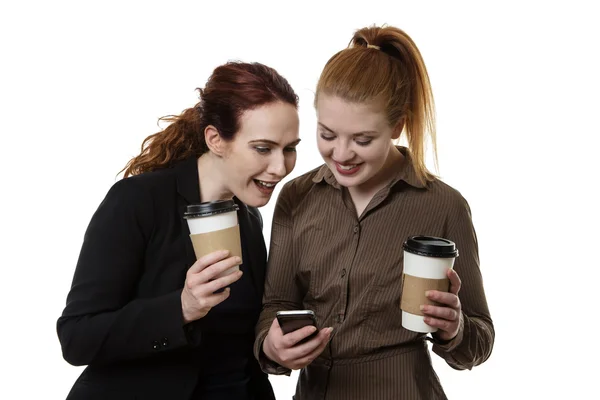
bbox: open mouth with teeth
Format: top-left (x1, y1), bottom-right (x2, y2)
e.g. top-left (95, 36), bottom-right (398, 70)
top-left (335, 162), bottom-right (363, 175)
top-left (254, 179), bottom-right (278, 194)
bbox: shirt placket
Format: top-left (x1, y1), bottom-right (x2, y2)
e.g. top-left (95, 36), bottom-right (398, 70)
top-left (336, 187), bottom-right (395, 326)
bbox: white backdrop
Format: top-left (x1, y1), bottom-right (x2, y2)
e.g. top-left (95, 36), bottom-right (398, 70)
top-left (1, 1), bottom-right (599, 398)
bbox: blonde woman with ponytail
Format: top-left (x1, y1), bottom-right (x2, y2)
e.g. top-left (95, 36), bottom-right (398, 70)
top-left (255, 25), bottom-right (494, 399)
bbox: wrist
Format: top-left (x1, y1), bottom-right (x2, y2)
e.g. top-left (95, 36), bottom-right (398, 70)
top-left (262, 334), bottom-right (275, 362)
top-left (181, 292), bottom-right (193, 324)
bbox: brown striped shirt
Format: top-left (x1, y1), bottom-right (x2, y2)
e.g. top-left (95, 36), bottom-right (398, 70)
top-left (254, 147), bottom-right (494, 400)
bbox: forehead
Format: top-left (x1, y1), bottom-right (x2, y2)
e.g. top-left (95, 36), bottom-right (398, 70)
top-left (316, 94), bottom-right (389, 134)
top-left (237, 101), bottom-right (299, 140)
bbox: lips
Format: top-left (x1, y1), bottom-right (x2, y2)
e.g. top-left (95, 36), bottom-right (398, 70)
top-left (253, 179), bottom-right (278, 195)
top-left (334, 161), bottom-right (362, 176)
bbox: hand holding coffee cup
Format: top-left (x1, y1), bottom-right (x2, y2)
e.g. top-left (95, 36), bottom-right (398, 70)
top-left (400, 236), bottom-right (460, 337)
top-left (181, 249), bottom-right (243, 324)
top-left (184, 200), bottom-right (243, 279)
top-left (421, 268), bottom-right (462, 341)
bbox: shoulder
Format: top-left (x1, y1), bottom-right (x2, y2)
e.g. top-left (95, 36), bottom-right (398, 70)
top-left (112, 165), bottom-right (181, 202)
top-left (426, 178), bottom-right (472, 217)
top-left (278, 165), bottom-right (323, 202)
top-left (99, 167), bottom-right (179, 218)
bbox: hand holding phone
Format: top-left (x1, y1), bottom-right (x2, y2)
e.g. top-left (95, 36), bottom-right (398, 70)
top-left (262, 310), bottom-right (333, 370)
top-left (276, 310), bottom-right (317, 336)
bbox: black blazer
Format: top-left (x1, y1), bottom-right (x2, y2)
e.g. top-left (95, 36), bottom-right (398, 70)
top-left (57, 157), bottom-right (275, 400)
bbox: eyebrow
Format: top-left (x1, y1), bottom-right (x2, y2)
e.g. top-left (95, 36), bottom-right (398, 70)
top-left (318, 122), bottom-right (378, 136)
top-left (249, 138), bottom-right (302, 147)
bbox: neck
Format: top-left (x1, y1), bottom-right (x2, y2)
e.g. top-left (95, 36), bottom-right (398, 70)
top-left (197, 153), bottom-right (234, 203)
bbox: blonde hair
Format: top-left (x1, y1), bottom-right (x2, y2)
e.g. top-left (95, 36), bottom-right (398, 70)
top-left (315, 25), bottom-right (438, 185)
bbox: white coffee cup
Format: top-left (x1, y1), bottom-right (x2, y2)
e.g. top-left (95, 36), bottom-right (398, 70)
top-left (184, 200), bottom-right (242, 278)
top-left (400, 236), bottom-right (459, 333)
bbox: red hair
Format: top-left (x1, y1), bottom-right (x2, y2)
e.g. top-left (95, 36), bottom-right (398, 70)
top-left (121, 62), bottom-right (299, 177)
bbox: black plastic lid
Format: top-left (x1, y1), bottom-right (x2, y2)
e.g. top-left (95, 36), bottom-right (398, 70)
top-left (402, 235), bottom-right (459, 258)
top-left (183, 200), bottom-right (239, 219)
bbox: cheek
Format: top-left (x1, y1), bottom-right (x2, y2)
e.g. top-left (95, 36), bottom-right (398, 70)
top-left (362, 142), bottom-right (388, 163)
top-left (317, 140), bottom-right (332, 158)
top-left (285, 153), bottom-right (297, 173)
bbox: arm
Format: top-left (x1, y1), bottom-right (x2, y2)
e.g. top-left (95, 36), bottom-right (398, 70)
top-left (57, 179), bottom-right (200, 367)
top-left (431, 195), bottom-right (495, 370)
top-left (253, 182), bottom-right (304, 375)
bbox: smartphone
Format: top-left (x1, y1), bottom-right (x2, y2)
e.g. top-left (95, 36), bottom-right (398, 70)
top-left (276, 310), bottom-right (317, 336)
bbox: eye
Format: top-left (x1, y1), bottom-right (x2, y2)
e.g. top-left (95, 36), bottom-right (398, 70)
top-left (355, 140), bottom-right (372, 146)
top-left (254, 146), bottom-right (271, 154)
top-left (319, 133), bottom-right (335, 141)
top-left (284, 146), bottom-right (297, 153)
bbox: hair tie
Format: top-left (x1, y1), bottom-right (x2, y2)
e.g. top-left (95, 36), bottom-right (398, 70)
top-left (367, 44), bottom-right (380, 50)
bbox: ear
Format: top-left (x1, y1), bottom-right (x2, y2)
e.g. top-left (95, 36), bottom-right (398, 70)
top-left (391, 118), bottom-right (405, 140)
top-left (204, 125), bottom-right (227, 157)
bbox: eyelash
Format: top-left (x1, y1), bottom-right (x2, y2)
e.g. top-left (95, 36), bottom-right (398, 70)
top-left (319, 133), bottom-right (372, 146)
top-left (254, 146), bottom-right (297, 155)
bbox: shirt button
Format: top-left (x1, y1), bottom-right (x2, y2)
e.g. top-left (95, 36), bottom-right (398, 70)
top-left (152, 341), bottom-right (161, 350)
top-left (336, 314), bottom-right (344, 323)
top-left (341, 268), bottom-right (347, 278)
top-left (353, 226), bottom-right (359, 234)
top-left (161, 337), bottom-right (169, 347)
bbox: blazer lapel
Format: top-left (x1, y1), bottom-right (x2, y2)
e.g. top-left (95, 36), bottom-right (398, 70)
top-left (175, 157), bottom-right (202, 268)
top-left (235, 199), bottom-right (267, 300)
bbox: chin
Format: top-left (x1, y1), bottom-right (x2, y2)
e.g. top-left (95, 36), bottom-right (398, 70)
top-left (235, 193), bottom-right (271, 208)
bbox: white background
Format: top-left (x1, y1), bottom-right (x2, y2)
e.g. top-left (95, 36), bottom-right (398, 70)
top-left (1, 1), bottom-right (599, 398)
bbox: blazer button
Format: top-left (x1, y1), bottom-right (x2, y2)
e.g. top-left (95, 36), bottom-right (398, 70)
top-left (152, 341), bottom-right (161, 350)
top-left (161, 337), bottom-right (169, 347)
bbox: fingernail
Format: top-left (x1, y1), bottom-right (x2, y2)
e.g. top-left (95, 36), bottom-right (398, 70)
top-left (327, 327), bottom-right (334, 334)
top-left (425, 291), bottom-right (431, 297)
top-left (235, 257), bottom-right (242, 264)
top-left (420, 305), bottom-right (426, 311)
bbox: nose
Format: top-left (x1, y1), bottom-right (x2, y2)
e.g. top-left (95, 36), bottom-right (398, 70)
top-left (267, 152), bottom-right (287, 178)
top-left (332, 143), bottom-right (354, 163)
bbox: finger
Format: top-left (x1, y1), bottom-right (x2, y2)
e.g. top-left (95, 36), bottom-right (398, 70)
top-left (447, 269), bottom-right (462, 295)
top-left (188, 250), bottom-right (231, 274)
top-left (426, 290), bottom-right (461, 309)
top-left (197, 256), bottom-right (242, 282)
top-left (292, 328), bottom-right (333, 365)
top-left (200, 270), bottom-right (243, 295)
top-left (420, 304), bottom-right (458, 321)
top-left (271, 317), bottom-right (282, 332)
top-left (202, 287), bottom-right (232, 308)
top-left (423, 316), bottom-right (455, 332)
top-left (282, 325), bottom-right (318, 348)
top-left (268, 317), bottom-right (285, 340)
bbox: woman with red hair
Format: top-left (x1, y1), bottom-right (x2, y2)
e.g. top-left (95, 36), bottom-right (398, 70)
top-left (57, 61), bottom-right (300, 400)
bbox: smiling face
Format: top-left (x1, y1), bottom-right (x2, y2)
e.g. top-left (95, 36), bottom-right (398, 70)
top-left (220, 101), bottom-right (300, 207)
top-left (316, 93), bottom-right (400, 191)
